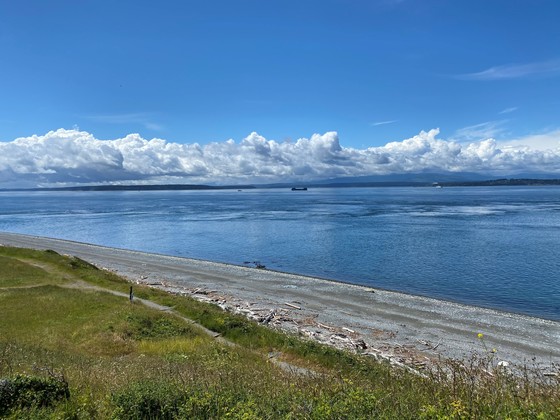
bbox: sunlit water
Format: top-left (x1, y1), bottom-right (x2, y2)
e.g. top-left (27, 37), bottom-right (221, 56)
top-left (1, 186), bottom-right (559, 320)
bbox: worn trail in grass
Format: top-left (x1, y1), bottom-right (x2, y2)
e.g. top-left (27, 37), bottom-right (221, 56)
top-left (2, 249), bottom-right (308, 374)
top-left (1, 245), bottom-right (558, 419)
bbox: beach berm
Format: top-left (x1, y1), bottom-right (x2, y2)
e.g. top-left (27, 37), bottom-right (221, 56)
top-left (1, 231), bottom-right (559, 366)
top-left (1, 236), bottom-right (559, 418)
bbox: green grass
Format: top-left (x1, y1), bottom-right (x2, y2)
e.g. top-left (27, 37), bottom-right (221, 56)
top-left (0, 245), bottom-right (558, 419)
top-left (0, 254), bottom-right (62, 287)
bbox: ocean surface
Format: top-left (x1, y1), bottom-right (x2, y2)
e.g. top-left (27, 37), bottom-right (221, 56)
top-left (1, 186), bottom-right (559, 321)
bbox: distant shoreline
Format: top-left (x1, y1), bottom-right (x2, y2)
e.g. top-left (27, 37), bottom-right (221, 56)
top-left (1, 178), bottom-right (560, 192)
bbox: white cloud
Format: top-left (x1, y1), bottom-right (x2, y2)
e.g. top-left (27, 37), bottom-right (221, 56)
top-left (1, 128), bottom-right (560, 188)
top-left (496, 129), bottom-right (560, 151)
top-left (498, 107), bottom-right (518, 115)
top-left (84, 112), bottom-right (163, 131)
top-left (371, 120), bottom-right (397, 126)
top-left (456, 59), bottom-right (560, 81)
top-left (452, 120), bottom-right (507, 142)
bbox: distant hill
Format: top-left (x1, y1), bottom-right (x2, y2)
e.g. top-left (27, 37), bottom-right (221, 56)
top-left (2, 172), bottom-right (560, 192)
top-left (310, 172), bottom-right (491, 184)
top-left (8, 184), bottom-right (257, 192)
top-left (438, 178), bottom-right (560, 187)
top-left (266, 172), bottom-right (560, 189)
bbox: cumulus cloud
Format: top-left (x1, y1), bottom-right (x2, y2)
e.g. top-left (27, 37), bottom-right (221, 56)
top-left (1, 128), bottom-right (560, 188)
top-left (496, 130), bottom-right (560, 152)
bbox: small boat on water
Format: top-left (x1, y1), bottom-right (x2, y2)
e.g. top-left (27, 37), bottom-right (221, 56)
top-left (291, 187), bottom-right (308, 191)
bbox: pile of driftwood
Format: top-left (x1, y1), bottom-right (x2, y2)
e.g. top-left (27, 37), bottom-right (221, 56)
top-left (136, 278), bottom-right (436, 373)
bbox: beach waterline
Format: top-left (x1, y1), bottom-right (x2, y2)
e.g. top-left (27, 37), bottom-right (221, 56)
top-left (1, 187), bottom-right (559, 320)
top-left (1, 232), bottom-right (559, 367)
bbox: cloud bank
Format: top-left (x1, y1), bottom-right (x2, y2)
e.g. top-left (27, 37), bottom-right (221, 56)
top-left (1, 128), bottom-right (560, 187)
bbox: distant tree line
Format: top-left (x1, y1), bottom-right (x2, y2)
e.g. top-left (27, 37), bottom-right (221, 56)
top-left (438, 178), bottom-right (560, 187)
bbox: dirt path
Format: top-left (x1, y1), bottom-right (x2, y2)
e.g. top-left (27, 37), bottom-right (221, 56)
top-left (3, 258), bottom-right (313, 377)
top-left (1, 232), bottom-right (559, 370)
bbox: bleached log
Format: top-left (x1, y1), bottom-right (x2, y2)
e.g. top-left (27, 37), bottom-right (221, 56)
top-left (262, 309), bottom-right (276, 324)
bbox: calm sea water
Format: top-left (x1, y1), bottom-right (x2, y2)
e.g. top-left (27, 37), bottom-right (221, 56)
top-left (1, 186), bottom-right (559, 320)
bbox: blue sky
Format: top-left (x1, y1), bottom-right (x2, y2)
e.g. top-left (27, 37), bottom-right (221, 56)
top-left (1, 1), bottom-right (560, 186)
top-left (2, 0), bottom-right (559, 146)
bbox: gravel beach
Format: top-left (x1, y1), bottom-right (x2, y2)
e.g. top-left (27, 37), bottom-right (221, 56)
top-left (1, 232), bottom-right (558, 369)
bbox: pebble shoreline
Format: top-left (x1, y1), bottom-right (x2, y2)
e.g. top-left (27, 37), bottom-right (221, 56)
top-left (1, 232), bottom-right (559, 373)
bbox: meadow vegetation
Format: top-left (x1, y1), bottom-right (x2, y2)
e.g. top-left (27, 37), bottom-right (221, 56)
top-left (0, 246), bottom-right (558, 419)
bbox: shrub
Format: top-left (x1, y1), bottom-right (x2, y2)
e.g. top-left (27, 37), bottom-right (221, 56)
top-left (0, 374), bottom-right (70, 415)
top-left (111, 380), bottom-right (186, 419)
